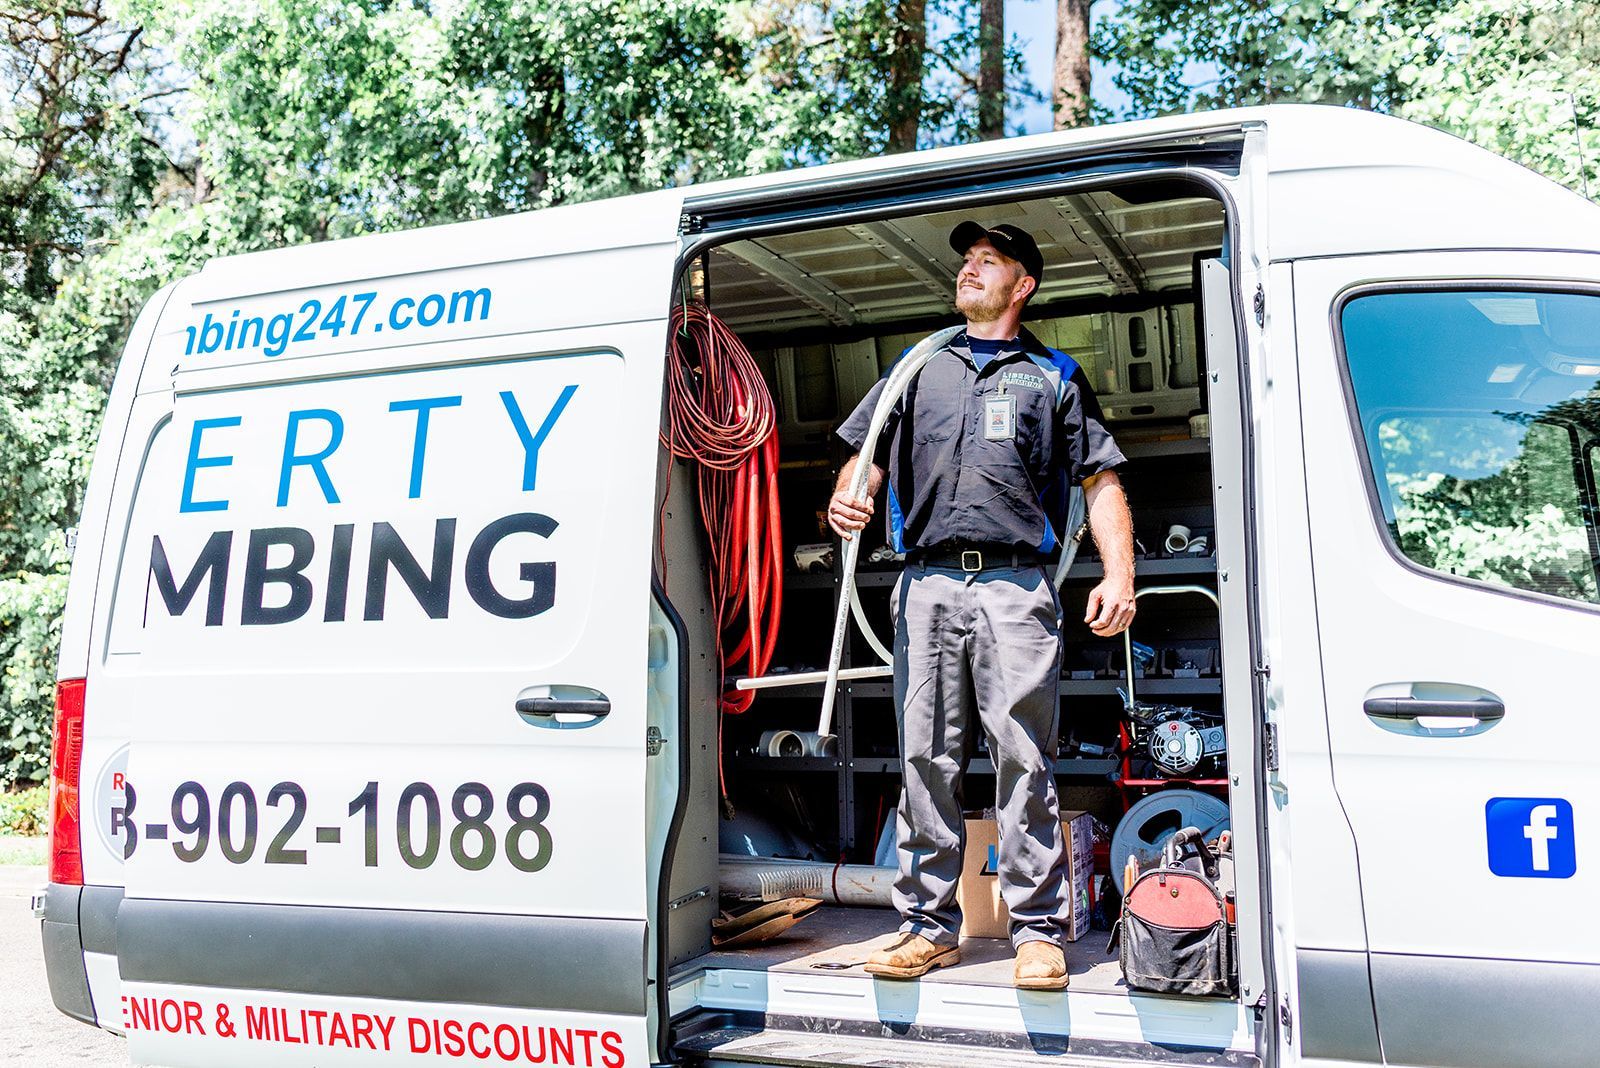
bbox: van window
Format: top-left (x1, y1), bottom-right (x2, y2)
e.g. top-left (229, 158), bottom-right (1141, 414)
top-left (1340, 289), bottom-right (1600, 605)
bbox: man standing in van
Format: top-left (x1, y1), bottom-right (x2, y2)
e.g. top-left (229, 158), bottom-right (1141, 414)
top-left (829, 222), bottom-right (1134, 990)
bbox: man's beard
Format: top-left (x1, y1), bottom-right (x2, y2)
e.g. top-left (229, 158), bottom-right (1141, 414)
top-left (955, 281), bottom-right (1015, 323)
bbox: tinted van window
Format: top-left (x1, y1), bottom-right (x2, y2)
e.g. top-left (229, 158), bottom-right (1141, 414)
top-left (1341, 290), bottom-right (1600, 604)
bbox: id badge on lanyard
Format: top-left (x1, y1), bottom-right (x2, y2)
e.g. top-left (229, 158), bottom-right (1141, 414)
top-left (983, 387), bottom-right (1017, 441)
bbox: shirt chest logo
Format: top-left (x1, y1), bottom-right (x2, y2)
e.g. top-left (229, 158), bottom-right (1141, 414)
top-left (998, 370), bottom-right (1047, 394)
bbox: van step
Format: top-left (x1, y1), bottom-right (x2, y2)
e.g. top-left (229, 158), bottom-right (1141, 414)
top-left (674, 1024), bottom-right (1258, 1068)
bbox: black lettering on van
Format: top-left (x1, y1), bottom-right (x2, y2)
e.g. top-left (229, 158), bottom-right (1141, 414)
top-left (324, 522), bottom-right (354, 622)
top-left (464, 512), bottom-right (558, 619)
top-left (241, 527), bottom-right (316, 625)
top-left (149, 531), bottom-right (232, 627)
top-left (364, 519), bottom-right (455, 621)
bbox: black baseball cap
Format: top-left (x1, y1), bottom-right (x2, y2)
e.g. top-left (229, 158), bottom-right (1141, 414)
top-left (949, 221), bottom-right (1044, 285)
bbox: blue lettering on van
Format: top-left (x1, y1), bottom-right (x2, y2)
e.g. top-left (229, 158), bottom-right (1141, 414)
top-left (500, 385), bottom-right (578, 493)
top-left (388, 396), bottom-right (462, 499)
top-left (182, 286), bottom-right (492, 359)
top-left (148, 512), bottom-right (559, 626)
top-left (276, 409), bottom-right (344, 506)
top-left (180, 417), bottom-right (242, 513)
top-left (185, 385), bottom-right (574, 511)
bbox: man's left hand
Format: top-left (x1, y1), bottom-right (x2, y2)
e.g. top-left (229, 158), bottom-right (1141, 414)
top-left (1084, 579), bottom-right (1135, 637)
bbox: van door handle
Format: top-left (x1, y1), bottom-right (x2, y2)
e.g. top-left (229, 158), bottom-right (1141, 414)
top-left (1363, 696), bottom-right (1505, 721)
top-left (517, 697), bottom-right (611, 716)
top-left (514, 685), bottom-right (610, 728)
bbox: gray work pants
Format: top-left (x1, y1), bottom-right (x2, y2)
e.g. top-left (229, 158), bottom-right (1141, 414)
top-left (889, 563), bottom-right (1071, 949)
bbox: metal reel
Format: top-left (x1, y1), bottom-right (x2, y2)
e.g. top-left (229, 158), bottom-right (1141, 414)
top-left (1110, 788), bottom-right (1231, 894)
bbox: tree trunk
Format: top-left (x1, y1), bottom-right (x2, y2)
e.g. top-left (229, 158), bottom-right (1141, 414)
top-left (524, 63), bottom-right (565, 207)
top-left (1053, 0), bottom-right (1090, 129)
top-left (978, 0), bottom-right (1004, 140)
top-left (193, 142), bottom-right (213, 203)
top-left (887, 0), bottom-right (926, 153)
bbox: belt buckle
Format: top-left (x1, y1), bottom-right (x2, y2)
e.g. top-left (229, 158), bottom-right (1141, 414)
top-left (960, 549), bottom-right (983, 573)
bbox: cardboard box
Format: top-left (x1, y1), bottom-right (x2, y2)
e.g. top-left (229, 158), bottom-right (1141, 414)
top-left (958, 810), bottom-right (1094, 942)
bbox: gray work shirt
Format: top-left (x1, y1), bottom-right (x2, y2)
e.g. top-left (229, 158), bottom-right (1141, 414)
top-left (836, 328), bottom-right (1124, 554)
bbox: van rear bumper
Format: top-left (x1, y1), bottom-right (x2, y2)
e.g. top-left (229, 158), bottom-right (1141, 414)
top-left (39, 882), bottom-right (123, 1027)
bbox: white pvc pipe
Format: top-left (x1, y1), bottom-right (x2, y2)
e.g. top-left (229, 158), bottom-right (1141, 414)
top-left (734, 664), bottom-right (891, 691)
top-left (719, 854), bottom-right (895, 906)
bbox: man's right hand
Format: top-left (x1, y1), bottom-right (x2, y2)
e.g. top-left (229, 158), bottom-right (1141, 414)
top-left (828, 489), bottom-right (875, 540)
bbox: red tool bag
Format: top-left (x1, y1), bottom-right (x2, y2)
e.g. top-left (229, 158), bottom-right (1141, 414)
top-left (1111, 827), bottom-right (1236, 996)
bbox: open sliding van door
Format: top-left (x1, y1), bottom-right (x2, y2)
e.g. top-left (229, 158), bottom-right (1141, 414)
top-left (76, 194), bottom-right (684, 1068)
top-left (1293, 250), bottom-right (1600, 1068)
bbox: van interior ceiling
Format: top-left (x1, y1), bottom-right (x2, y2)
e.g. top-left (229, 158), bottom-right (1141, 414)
top-left (658, 181), bottom-right (1246, 1039)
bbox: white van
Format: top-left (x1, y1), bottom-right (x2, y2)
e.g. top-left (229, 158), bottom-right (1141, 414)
top-left (37, 104), bottom-right (1600, 1068)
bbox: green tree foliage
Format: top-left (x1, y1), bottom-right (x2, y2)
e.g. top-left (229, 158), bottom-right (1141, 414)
top-left (0, 2), bottom-right (180, 309)
top-left (737, 0), bottom-right (1037, 158)
top-left (0, 782), bottom-right (50, 836)
top-left (0, 5), bottom-right (197, 785)
top-left (0, 573), bottom-right (68, 786)
top-left (1096, 0), bottom-right (1600, 197)
top-left (1397, 1), bottom-right (1600, 197)
top-left (124, 0), bottom-right (799, 238)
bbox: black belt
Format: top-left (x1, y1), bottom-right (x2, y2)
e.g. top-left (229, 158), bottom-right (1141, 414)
top-left (910, 545), bottom-right (1041, 573)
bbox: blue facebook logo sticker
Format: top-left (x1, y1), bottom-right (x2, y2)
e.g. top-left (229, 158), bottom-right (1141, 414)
top-left (1485, 798), bottom-right (1576, 879)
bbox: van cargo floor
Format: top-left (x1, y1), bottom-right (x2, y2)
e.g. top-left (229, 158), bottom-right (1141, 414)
top-left (682, 905), bottom-right (1124, 990)
top-left (671, 907), bottom-right (1254, 1058)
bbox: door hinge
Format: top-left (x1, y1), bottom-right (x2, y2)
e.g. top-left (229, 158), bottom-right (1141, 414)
top-left (1253, 284), bottom-right (1266, 327)
top-left (668, 886), bottom-right (711, 912)
top-left (1263, 721), bottom-right (1280, 773)
top-left (646, 725), bottom-right (666, 756)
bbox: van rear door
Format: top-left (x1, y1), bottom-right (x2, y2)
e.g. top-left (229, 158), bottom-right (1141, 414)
top-left (1294, 250), bottom-right (1600, 1068)
top-left (81, 217), bottom-right (679, 1067)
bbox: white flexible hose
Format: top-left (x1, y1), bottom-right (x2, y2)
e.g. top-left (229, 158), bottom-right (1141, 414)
top-left (1052, 484), bottom-right (1088, 586)
top-left (819, 326), bottom-right (963, 739)
top-left (843, 482), bottom-right (1083, 669)
top-left (818, 328), bottom-right (1092, 740)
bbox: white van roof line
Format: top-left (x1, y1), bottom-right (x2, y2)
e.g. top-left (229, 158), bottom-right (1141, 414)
top-left (190, 104), bottom-right (1600, 297)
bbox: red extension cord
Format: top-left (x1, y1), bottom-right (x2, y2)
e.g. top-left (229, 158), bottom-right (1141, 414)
top-left (660, 302), bottom-right (784, 720)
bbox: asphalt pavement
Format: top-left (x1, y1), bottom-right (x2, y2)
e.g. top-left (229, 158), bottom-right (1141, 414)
top-left (0, 863), bottom-right (129, 1066)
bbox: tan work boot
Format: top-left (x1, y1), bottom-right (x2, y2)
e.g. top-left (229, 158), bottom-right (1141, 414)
top-left (1013, 940), bottom-right (1068, 990)
top-left (863, 933), bottom-right (960, 979)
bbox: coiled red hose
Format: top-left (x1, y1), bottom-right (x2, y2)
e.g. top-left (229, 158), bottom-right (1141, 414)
top-left (661, 302), bottom-right (783, 717)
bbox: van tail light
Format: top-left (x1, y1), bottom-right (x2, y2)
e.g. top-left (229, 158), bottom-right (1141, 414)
top-left (49, 678), bottom-right (86, 886)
